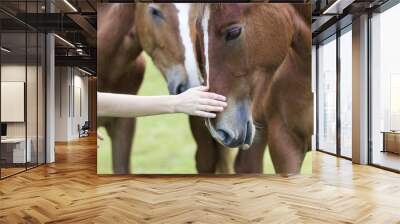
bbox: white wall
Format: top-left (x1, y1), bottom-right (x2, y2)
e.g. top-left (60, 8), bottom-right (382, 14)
top-left (73, 73), bottom-right (89, 137)
top-left (54, 67), bottom-right (89, 141)
top-left (55, 66), bottom-right (69, 141)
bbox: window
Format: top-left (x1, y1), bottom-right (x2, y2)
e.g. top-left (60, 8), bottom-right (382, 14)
top-left (317, 36), bottom-right (337, 154)
top-left (339, 28), bottom-right (352, 158)
top-left (370, 2), bottom-right (400, 171)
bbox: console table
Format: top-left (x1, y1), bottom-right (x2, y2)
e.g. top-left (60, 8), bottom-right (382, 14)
top-left (382, 131), bottom-right (400, 154)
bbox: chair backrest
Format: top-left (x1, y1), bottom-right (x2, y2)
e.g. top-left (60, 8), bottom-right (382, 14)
top-left (82, 121), bottom-right (90, 129)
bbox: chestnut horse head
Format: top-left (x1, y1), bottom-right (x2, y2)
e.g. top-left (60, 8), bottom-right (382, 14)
top-left (199, 3), bottom-right (309, 148)
top-left (135, 3), bottom-right (203, 94)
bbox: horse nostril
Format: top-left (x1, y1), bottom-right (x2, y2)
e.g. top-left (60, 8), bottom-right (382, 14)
top-left (176, 84), bottom-right (186, 94)
top-left (244, 121), bottom-right (252, 145)
top-left (217, 129), bottom-right (232, 145)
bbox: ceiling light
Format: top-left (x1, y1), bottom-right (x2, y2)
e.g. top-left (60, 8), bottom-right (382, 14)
top-left (1, 47), bottom-right (11, 53)
top-left (323, 0), bottom-right (355, 15)
top-left (323, 0), bottom-right (341, 14)
top-left (78, 67), bottom-right (93, 76)
top-left (63, 0), bottom-right (78, 12)
top-left (54, 34), bottom-right (75, 48)
top-left (76, 48), bottom-right (85, 55)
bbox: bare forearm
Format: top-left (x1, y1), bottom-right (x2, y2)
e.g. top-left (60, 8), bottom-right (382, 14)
top-left (98, 92), bottom-right (178, 117)
top-left (97, 87), bottom-right (226, 118)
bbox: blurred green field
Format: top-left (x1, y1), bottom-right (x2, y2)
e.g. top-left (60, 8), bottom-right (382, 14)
top-left (97, 54), bottom-right (312, 174)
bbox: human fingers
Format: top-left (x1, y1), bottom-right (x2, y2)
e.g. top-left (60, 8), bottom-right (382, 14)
top-left (194, 110), bottom-right (216, 118)
top-left (199, 98), bottom-right (227, 107)
top-left (197, 105), bottom-right (224, 112)
top-left (191, 86), bottom-right (209, 92)
top-left (200, 91), bottom-right (226, 101)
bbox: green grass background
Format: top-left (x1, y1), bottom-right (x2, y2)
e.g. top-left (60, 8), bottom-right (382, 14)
top-left (97, 54), bottom-right (312, 174)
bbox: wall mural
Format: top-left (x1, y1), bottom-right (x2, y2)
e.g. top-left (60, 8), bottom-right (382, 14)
top-left (97, 3), bottom-right (313, 175)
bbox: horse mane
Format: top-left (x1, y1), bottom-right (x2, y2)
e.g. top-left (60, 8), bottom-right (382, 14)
top-left (289, 4), bottom-right (311, 58)
top-left (291, 4), bottom-right (311, 23)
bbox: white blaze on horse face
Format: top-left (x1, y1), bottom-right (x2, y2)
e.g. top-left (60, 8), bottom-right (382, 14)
top-left (201, 5), bottom-right (210, 88)
top-left (173, 3), bottom-right (201, 88)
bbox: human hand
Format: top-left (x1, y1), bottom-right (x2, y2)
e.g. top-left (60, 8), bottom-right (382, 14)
top-left (97, 132), bottom-right (104, 141)
top-left (97, 132), bottom-right (104, 149)
top-left (173, 86), bottom-right (227, 118)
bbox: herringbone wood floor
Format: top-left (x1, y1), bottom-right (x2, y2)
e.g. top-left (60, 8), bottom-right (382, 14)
top-left (1, 136), bottom-right (400, 224)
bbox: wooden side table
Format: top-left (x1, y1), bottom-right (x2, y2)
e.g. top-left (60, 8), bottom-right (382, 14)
top-left (382, 131), bottom-right (400, 154)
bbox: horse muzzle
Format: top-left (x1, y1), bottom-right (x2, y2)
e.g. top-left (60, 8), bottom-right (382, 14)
top-left (206, 119), bottom-right (255, 149)
top-left (168, 81), bottom-right (187, 95)
top-left (165, 65), bottom-right (189, 95)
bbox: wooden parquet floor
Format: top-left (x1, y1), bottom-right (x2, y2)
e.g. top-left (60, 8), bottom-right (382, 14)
top-left (1, 136), bottom-right (400, 224)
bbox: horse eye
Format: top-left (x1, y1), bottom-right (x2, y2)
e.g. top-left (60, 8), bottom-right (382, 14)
top-left (149, 7), bottom-right (163, 19)
top-left (225, 27), bottom-right (242, 41)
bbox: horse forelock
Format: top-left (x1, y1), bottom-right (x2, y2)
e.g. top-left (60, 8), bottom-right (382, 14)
top-left (173, 3), bottom-right (201, 87)
top-left (201, 4), bottom-right (211, 88)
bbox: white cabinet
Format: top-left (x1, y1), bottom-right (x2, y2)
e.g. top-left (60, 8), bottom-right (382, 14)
top-left (1, 138), bottom-right (32, 163)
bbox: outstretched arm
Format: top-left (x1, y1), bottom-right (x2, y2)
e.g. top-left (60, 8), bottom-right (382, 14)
top-left (98, 86), bottom-right (227, 118)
